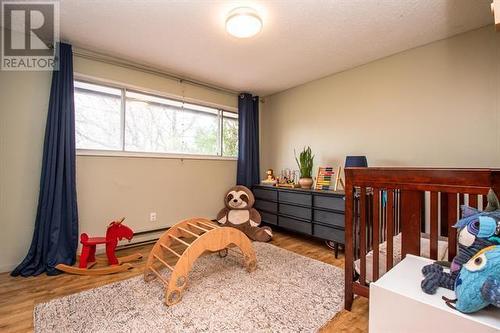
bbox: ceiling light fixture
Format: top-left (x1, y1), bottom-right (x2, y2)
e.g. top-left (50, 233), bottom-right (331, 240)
top-left (225, 7), bottom-right (262, 38)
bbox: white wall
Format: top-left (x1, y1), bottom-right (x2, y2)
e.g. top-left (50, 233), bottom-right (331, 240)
top-left (261, 27), bottom-right (500, 174)
top-left (0, 70), bottom-right (52, 273)
top-left (0, 53), bottom-right (237, 272)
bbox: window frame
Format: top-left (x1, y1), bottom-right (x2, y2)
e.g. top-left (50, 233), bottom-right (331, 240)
top-left (74, 75), bottom-right (238, 161)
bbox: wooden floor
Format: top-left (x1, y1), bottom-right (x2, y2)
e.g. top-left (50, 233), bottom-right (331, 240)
top-left (0, 230), bottom-right (368, 332)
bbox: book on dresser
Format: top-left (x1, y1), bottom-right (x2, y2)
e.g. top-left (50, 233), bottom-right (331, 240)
top-left (252, 184), bottom-right (345, 258)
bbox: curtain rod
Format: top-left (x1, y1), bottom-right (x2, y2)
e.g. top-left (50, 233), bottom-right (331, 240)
top-left (72, 47), bottom-right (239, 97)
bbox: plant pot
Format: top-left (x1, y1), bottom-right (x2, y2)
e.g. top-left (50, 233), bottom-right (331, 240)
top-left (298, 177), bottom-right (313, 189)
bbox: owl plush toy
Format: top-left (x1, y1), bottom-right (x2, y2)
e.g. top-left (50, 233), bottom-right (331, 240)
top-left (216, 185), bottom-right (273, 242)
top-left (445, 245), bottom-right (500, 313)
top-left (421, 189), bottom-right (500, 294)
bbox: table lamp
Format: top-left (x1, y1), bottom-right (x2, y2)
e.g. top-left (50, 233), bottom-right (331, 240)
top-left (345, 156), bottom-right (368, 168)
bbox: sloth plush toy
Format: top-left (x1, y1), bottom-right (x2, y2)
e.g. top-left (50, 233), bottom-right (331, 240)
top-left (216, 185), bottom-right (273, 242)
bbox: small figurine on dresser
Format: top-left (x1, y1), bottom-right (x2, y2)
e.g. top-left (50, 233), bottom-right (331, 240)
top-left (261, 169), bottom-right (277, 186)
top-left (276, 168), bottom-right (300, 188)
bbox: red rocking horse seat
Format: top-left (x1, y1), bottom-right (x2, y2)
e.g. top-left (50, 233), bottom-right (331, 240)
top-left (80, 234), bottom-right (107, 246)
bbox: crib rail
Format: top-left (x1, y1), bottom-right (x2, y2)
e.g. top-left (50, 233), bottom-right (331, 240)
top-left (344, 167), bottom-right (500, 310)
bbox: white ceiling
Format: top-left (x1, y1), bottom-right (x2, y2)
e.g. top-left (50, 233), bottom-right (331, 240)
top-left (59, 0), bottom-right (494, 96)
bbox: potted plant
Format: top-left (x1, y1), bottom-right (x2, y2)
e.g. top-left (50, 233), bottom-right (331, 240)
top-left (295, 146), bottom-right (314, 189)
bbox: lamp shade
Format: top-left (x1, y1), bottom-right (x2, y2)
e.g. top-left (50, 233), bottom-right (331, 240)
top-left (345, 156), bottom-right (368, 168)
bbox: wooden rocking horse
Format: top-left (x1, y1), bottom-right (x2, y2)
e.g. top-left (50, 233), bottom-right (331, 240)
top-left (56, 218), bottom-right (143, 275)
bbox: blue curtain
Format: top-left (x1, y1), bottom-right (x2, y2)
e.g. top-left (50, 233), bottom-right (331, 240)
top-left (236, 93), bottom-right (260, 187)
top-left (11, 43), bottom-right (79, 276)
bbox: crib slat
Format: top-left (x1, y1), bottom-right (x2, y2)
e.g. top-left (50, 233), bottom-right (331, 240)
top-left (359, 187), bottom-right (367, 285)
top-left (367, 192), bottom-right (373, 253)
top-left (482, 195), bottom-right (488, 210)
top-left (469, 194), bottom-right (478, 208)
top-left (386, 190), bottom-right (394, 271)
top-left (440, 193), bottom-right (448, 237)
top-left (459, 193), bottom-right (464, 207)
top-left (353, 192), bottom-right (358, 260)
top-left (395, 190), bottom-right (401, 235)
top-left (430, 192), bottom-right (439, 260)
top-left (381, 191), bottom-right (386, 243)
top-left (400, 190), bottom-right (423, 257)
top-left (447, 193), bottom-right (458, 261)
top-left (372, 188), bottom-right (380, 281)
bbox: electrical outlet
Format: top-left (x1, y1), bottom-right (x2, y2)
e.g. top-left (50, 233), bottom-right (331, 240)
top-left (150, 212), bottom-right (157, 222)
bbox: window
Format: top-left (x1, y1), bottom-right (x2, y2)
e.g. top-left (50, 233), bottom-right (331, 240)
top-left (222, 111), bottom-right (238, 158)
top-left (74, 80), bottom-right (238, 158)
top-left (74, 81), bottom-right (122, 150)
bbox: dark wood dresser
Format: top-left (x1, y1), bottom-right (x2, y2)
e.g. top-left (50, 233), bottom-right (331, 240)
top-left (252, 185), bottom-right (346, 257)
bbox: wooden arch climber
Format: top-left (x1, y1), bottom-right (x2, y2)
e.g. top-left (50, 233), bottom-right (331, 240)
top-left (144, 217), bottom-right (257, 306)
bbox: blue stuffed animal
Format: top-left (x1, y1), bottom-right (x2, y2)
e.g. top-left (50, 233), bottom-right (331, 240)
top-left (421, 189), bottom-right (500, 294)
top-left (445, 245), bottom-right (500, 313)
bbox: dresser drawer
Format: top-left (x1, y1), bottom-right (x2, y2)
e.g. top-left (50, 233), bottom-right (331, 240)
top-left (314, 195), bottom-right (344, 211)
top-left (255, 200), bottom-right (278, 213)
top-left (314, 210), bottom-right (344, 228)
top-left (313, 224), bottom-right (344, 243)
top-left (279, 216), bottom-right (312, 235)
top-left (279, 191), bottom-right (312, 206)
top-left (279, 203), bottom-right (312, 220)
top-left (253, 188), bottom-right (277, 201)
top-left (260, 211), bottom-right (277, 225)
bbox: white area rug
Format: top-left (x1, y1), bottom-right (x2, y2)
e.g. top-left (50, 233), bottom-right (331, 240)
top-left (34, 242), bottom-right (344, 333)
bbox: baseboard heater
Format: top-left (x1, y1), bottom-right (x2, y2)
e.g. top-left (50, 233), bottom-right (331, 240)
top-left (115, 220), bottom-right (219, 251)
top-left (115, 226), bottom-right (170, 251)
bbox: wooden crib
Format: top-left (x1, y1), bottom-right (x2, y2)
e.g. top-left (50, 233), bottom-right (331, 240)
top-left (344, 167), bottom-right (500, 310)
